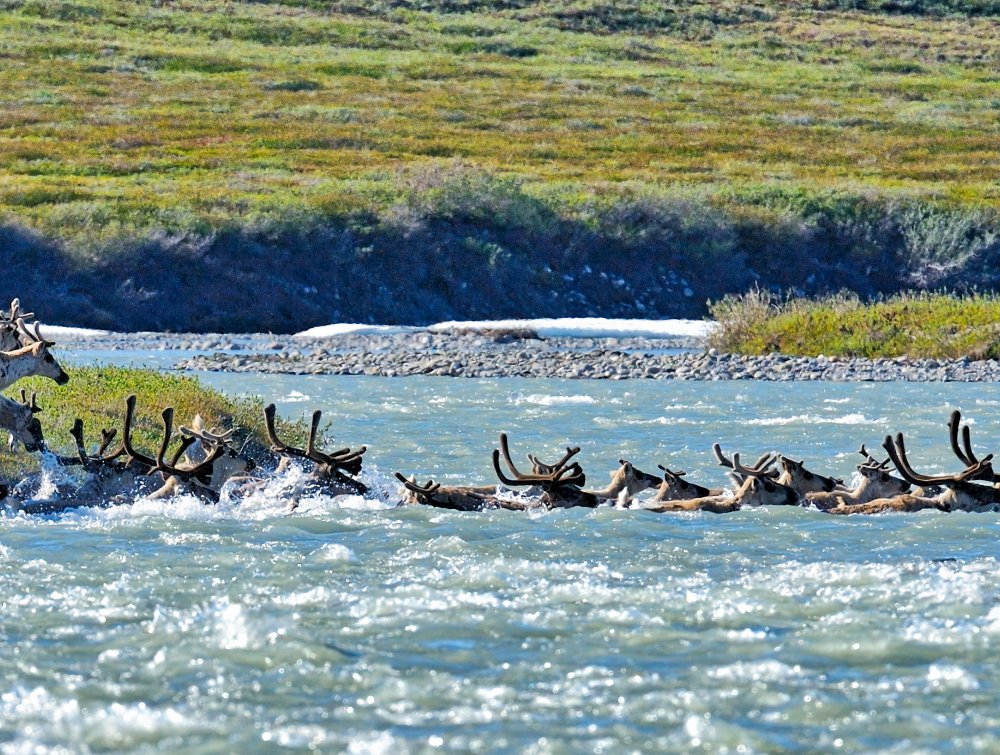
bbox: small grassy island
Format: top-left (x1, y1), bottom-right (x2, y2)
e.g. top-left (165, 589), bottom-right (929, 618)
top-left (0, 366), bottom-right (300, 478)
top-left (709, 291), bottom-right (1000, 359)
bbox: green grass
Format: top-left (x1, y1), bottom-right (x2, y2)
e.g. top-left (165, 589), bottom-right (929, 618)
top-left (0, 0), bottom-right (998, 245)
top-left (0, 366), bottom-right (304, 479)
top-left (708, 290), bottom-right (1000, 358)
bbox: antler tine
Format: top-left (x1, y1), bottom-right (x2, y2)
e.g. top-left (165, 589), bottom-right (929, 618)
top-left (957, 455), bottom-right (995, 482)
top-left (858, 443), bottom-right (891, 470)
top-left (122, 395), bottom-right (156, 467)
top-left (263, 403), bottom-right (284, 451)
top-left (155, 407), bottom-right (175, 472)
top-left (8, 298), bottom-right (33, 323)
top-left (306, 410), bottom-right (322, 460)
top-left (17, 389), bottom-right (40, 413)
top-left (330, 448), bottom-right (366, 474)
top-left (97, 428), bottom-right (125, 460)
top-left (68, 419), bottom-right (88, 464)
top-left (329, 444), bottom-right (366, 462)
top-left (15, 317), bottom-right (35, 343)
top-left (712, 443), bottom-right (732, 469)
top-left (154, 407), bottom-right (227, 479)
top-left (732, 452), bottom-right (751, 477)
top-left (393, 472), bottom-right (441, 497)
top-left (948, 410), bottom-right (976, 466)
top-left (202, 427), bottom-right (234, 443)
top-left (498, 432), bottom-right (527, 481)
top-left (169, 435), bottom-right (199, 467)
top-left (492, 447), bottom-right (522, 487)
top-left (961, 424), bottom-right (980, 465)
top-left (529, 446), bottom-right (581, 474)
top-left (263, 403), bottom-right (308, 459)
top-left (552, 463), bottom-right (586, 488)
top-left (884, 432), bottom-right (965, 486)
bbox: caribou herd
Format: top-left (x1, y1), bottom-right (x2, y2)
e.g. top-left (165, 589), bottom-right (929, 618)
top-left (1, 298), bottom-right (999, 517)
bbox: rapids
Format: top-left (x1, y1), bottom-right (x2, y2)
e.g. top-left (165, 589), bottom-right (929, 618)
top-left (3, 357), bottom-right (1000, 752)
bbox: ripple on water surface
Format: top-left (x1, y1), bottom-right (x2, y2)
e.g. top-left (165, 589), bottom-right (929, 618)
top-left (3, 376), bottom-right (1000, 751)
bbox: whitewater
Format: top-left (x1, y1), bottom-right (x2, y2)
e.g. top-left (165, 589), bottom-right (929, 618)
top-left (2, 331), bottom-right (999, 752)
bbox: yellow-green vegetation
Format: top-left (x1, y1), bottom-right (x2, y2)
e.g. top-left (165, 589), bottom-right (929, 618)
top-left (0, 366), bottom-right (296, 478)
top-left (1, 0), bottom-right (998, 245)
top-left (709, 290), bottom-right (1000, 359)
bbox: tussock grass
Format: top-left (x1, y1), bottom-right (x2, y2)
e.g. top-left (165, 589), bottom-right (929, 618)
top-left (0, 367), bottom-right (305, 478)
top-left (0, 0), bottom-right (998, 245)
top-left (708, 291), bottom-right (1000, 359)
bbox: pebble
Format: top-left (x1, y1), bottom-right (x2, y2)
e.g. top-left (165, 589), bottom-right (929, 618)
top-left (54, 330), bottom-right (1000, 382)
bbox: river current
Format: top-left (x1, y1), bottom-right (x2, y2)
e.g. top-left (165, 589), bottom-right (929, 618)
top-left (3, 351), bottom-right (1000, 752)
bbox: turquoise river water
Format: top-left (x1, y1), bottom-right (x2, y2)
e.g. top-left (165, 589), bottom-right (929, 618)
top-left (3, 356), bottom-right (1000, 752)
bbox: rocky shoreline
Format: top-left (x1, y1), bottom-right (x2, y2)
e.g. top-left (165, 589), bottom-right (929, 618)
top-left (54, 329), bottom-right (1000, 382)
top-left (119, 331), bottom-right (1000, 382)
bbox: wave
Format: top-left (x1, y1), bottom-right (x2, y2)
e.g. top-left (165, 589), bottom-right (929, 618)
top-left (742, 413), bottom-right (886, 427)
top-left (514, 394), bottom-right (597, 407)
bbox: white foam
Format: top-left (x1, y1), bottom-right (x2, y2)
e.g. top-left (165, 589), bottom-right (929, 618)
top-left (743, 413), bottom-right (885, 427)
top-left (515, 394), bottom-right (597, 407)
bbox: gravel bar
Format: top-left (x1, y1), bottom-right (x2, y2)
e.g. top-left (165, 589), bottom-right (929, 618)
top-left (161, 333), bottom-right (1000, 382)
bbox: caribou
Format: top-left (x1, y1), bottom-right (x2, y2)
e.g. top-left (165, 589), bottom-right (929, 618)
top-left (490, 433), bottom-right (661, 509)
top-left (828, 427), bottom-right (1000, 515)
top-left (644, 452), bottom-right (799, 513)
top-left (1, 389), bottom-right (45, 453)
top-left (805, 446), bottom-right (911, 509)
top-left (647, 465), bottom-right (723, 503)
top-left (0, 319), bottom-right (69, 390)
top-left (394, 474), bottom-right (519, 512)
top-left (263, 403), bottom-right (367, 501)
top-left (776, 455), bottom-right (849, 496)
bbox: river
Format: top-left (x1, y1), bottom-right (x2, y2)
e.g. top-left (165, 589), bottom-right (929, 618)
top-left (2, 348), bottom-right (999, 752)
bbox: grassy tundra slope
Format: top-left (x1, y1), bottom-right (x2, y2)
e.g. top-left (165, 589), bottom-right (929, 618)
top-left (1, 0), bottom-right (999, 330)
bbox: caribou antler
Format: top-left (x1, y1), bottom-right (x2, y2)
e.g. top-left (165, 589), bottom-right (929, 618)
top-left (527, 445), bottom-right (581, 475)
top-left (858, 443), bottom-right (891, 470)
top-left (946, 410), bottom-right (995, 481)
top-left (57, 418), bottom-right (127, 470)
top-left (17, 389), bottom-right (41, 414)
top-left (151, 407), bottom-right (226, 481)
top-left (712, 443), bottom-right (778, 478)
top-left (121, 395), bottom-right (157, 468)
top-left (491, 433), bottom-right (587, 490)
top-left (393, 472), bottom-right (441, 498)
top-left (5, 298), bottom-right (34, 324)
top-left (732, 452), bottom-right (781, 479)
top-left (264, 403), bottom-right (367, 480)
top-left (14, 318), bottom-right (52, 347)
top-left (883, 432), bottom-right (994, 487)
